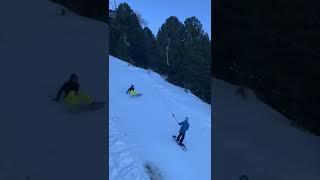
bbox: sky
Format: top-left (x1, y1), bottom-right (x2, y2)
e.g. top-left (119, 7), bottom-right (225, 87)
top-left (112, 0), bottom-right (211, 39)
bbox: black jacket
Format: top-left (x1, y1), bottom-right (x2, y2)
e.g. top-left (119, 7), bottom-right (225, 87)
top-left (126, 87), bottom-right (134, 94)
top-left (55, 81), bottom-right (80, 100)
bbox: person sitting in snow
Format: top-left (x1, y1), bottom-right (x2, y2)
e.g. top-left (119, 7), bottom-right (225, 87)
top-left (126, 85), bottom-right (134, 94)
top-left (176, 117), bottom-right (190, 145)
top-left (126, 84), bottom-right (143, 96)
top-left (52, 73), bottom-right (94, 105)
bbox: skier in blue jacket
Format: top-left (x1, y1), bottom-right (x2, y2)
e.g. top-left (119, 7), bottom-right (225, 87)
top-left (176, 117), bottom-right (190, 144)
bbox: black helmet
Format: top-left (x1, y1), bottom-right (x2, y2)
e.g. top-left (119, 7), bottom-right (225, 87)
top-left (69, 73), bottom-right (78, 81)
top-left (239, 175), bottom-right (249, 180)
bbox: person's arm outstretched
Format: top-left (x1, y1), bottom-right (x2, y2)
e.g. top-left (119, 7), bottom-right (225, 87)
top-left (126, 87), bottom-right (132, 94)
top-left (53, 83), bottom-right (66, 101)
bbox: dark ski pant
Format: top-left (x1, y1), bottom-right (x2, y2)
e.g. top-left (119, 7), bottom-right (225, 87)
top-left (176, 132), bottom-right (185, 144)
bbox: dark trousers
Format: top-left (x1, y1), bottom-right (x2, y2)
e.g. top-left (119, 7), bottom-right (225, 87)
top-left (176, 132), bottom-right (185, 143)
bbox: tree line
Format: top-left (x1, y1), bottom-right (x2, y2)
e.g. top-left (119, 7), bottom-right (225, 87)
top-left (110, 3), bottom-right (211, 103)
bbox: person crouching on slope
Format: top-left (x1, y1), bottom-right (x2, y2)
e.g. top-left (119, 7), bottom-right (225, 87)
top-left (176, 117), bottom-right (190, 145)
top-left (52, 73), bottom-right (94, 106)
top-left (126, 85), bottom-right (134, 94)
top-left (126, 84), bottom-right (143, 96)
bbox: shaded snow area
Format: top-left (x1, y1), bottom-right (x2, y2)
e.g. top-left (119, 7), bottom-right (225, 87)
top-left (0, 1), bottom-right (107, 179)
top-left (109, 115), bottom-right (149, 180)
top-left (212, 78), bottom-right (320, 180)
top-left (109, 55), bottom-right (211, 180)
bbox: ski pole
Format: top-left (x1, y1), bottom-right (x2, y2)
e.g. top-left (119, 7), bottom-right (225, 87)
top-left (172, 113), bottom-right (179, 123)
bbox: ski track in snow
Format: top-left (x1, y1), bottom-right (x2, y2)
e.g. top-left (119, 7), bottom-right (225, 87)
top-left (109, 115), bottom-right (149, 180)
top-left (110, 56), bottom-right (320, 180)
top-left (109, 56), bottom-right (211, 180)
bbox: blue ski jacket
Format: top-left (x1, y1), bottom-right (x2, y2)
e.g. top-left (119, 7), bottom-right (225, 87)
top-left (179, 120), bottom-right (189, 133)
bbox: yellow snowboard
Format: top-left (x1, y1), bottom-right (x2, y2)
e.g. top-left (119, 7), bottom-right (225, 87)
top-left (63, 91), bottom-right (94, 106)
top-left (129, 90), bottom-right (143, 97)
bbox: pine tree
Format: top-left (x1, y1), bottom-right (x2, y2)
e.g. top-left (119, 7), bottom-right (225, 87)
top-left (183, 17), bottom-right (211, 103)
top-left (109, 3), bottom-right (146, 67)
top-left (143, 27), bottom-right (159, 70)
top-left (109, 3), bottom-right (211, 103)
top-left (156, 16), bottom-right (186, 86)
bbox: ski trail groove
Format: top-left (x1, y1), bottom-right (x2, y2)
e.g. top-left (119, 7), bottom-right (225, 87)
top-left (109, 115), bottom-right (149, 180)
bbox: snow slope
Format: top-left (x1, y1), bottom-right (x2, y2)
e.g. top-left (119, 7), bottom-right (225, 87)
top-left (0, 1), bottom-right (107, 179)
top-left (212, 78), bottom-right (320, 180)
top-left (109, 56), bottom-right (211, 180)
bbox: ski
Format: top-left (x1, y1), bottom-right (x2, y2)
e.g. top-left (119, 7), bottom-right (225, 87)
top-left (172, 135), bottom-right (188, 151)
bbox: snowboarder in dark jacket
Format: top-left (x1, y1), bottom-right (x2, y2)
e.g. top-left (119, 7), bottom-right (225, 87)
top-left (176, 117), bottom-right (190, 144)
top-left (53, 73), bottom-right (79, 101)
top-left (126, 85), bottom-right (134, 94)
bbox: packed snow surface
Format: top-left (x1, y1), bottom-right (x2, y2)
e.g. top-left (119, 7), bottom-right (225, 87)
top-left (109, 55), bottom-right (211, 180)
top-left (212, 78), bottom-right (320, 180)
top-left (0, 1), bottom-right (107, 179)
